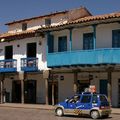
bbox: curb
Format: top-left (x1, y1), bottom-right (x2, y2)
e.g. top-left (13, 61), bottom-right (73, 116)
top-left (0, 105), bottom-right (55, 110)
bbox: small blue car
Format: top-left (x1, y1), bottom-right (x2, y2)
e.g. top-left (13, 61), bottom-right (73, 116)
top-left (55, 92), bottom-right (111, 119)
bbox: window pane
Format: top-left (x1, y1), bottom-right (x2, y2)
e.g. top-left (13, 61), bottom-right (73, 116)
top-left (92, 95), bottom-right (98, 103)
top-left (81, 95), bottom-right (91, 103)
top-left (83, 33), bottom-right (93, 50)
top-left (112, 30), bottom-right (120, 48)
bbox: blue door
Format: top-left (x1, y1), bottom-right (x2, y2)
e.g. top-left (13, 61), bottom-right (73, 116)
top-left (83, 33), bottom-right (93, 50)
top-left (48, 35), bottom-right (54, 53)
top-left (100, 80), bottom-right (108, 96)
top-left (58, 36), bottom-right (67, 52)
top-left (77, 95), bottom-right (92, 110)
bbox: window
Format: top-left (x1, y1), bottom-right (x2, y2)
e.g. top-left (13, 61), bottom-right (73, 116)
top-left (83, 33), bottom-right (93, 50)
top-left (45, 18), bottom-right (51, 26)
top-left (99, 95), bottom-right (108, 102)
top-left (92, 95), bottom-right (98, 103)
top-left (48, 35), bottom-right (54, 53)
top-left (22, 23), bottom-right (27, 31)
top-left (81, 95), bottom-right (91, 103)
top-left (5, 46), bottom-right (13, 59)
top-left (27, 42), bottom-right (36, 57)
top-left (58, 36), bottom-right (67, 52)
top-left (112, 30), bottom-right (120, 48)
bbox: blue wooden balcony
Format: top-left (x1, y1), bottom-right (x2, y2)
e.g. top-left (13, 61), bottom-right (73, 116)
top-left (21, 57), bottom-right (38, 72)
top-left (47, 48), bottom-right (120, 67)
top-left (0, 59), bottom-right (17, 72)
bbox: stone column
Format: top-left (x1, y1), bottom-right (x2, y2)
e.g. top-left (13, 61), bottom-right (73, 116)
top-left (52, 84), bottom-right (54, 105)
top-left (19, 72), bottom-right (24, 104)
top-left (0, 74), bottom-right (4, 104)
top-left (107, 70), bottom-right (112, 103)
top-left (74, 72), bottom-right (78, 94)
top-left (43, 70), bottom-right (49, 104)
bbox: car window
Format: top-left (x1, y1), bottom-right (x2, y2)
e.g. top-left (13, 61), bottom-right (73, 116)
top-left (68, 95), bottom-right (81, 103)
top-left (100, 95), bottom-right (108, 102)
top-left (81, 95), bottom-right (91, 103)
top-left (92, 95), bottom-right (98, 103)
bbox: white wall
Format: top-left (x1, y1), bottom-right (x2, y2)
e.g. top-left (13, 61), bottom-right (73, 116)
top-left (51, 22), bottom-right (120, 51)
top-left (57, 73), bottom-right (74, 102)
top-left (0, 36), bottom-right (47, 71)
top-left (4, 73), bottom-right (46, 103)
top-left (8, 14), bottom-right (68, 33)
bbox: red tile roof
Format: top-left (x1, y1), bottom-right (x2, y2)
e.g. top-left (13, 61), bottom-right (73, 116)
top-left (37, 12), bottom-right (120, 31)
top-left (1, 12), bottom-right (120, 41)
top-left (0, 30), bottom-right (35, 40)
top-left (5, 11), bottom-right (68, 25)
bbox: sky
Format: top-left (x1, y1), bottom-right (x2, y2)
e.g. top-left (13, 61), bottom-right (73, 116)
top-left (0, 0), bottom-right (120, 33)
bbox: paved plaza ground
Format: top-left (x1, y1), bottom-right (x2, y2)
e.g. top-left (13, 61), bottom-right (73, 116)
top-left (0, 107), bottom-right (119, 120)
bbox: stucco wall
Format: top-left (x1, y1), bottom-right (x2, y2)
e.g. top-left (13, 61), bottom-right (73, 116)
top-left (51, 22), bottom-right (120, 51)
top-left (0, 36), bottom-right (47, 71)
top-left (8, 14), bottom-right (68, 33)
top-left (4, 73), bottom-right (46, 103)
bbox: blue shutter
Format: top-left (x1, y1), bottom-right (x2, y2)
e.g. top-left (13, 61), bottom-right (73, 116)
top-left (58, 36), bottom-right (67, 52)
top-left (83, 33), bottom-right (93, 50)
top-left (112, 30), bottom-right (120, 48)
top-left (48, 35), bottom-right (54, 53)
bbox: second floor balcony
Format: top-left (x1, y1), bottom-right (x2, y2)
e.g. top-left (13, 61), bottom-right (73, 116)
top-left (21, 57), bottom-right (38, 72)
top-left (0, 59), bottom-right (17, 72)
top-left (47, 48), bottom-right (120, 68)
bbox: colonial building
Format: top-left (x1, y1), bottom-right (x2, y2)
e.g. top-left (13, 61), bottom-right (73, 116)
top-left (0, 7), bottom-right (91, 105)
top-left (37, 11), bottom-right (120, 107)
top-left (0, 7), bottom-right (120, 107)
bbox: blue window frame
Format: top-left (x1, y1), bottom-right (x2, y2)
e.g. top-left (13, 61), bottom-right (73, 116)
top-left (58, 36), bottom-right (67, 52)
top-left (48, 35), bottom-right (54, 53)
top-left (83, 33), bottom-right (94, 50)
top-left (112, 29), bottom-right (120, 48)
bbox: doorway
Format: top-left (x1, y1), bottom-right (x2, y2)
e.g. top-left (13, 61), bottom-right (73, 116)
top-left (27, 43), bottom-right (36, 58)
top-left (100, 80), bottom-right (108, 96)
top-left (77, 80), bottom-right (90, 93)
top-left (48, 82), bottom-right (58, 105)
top-left (24, 80), bottom-right (36, 104)
top-left (12, 80), bottom-right (21, 103)
top-left (5, 46), bottom-right (13, 59)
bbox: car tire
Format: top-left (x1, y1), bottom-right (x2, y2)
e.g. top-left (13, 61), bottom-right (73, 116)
top-left (90, 110), bottom-right (100, 119)
top-left (55, 108), bottom-right (63, 117)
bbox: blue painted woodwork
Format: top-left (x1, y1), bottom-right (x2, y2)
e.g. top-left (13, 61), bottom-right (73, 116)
top-left (48, 34), bottom-right (54, 53)
top-left (69, 28), bottom-right (73, 51)
top-left (112, 29), bottom-right (120, 48)
top-left (93, 25), bottom-right (96, 49)
top-left (21, 57), bottom-right (38, 72)
top-left (58, 36), bottom-right (67, 52)
top-left (0, 59), bottom-right (17, 72)
top-left (100, 80), bottom-right (108, 96)
top-left (83, 33), bottom-right (94, 50)
top-left (47, 48), bottom-right (120, 67)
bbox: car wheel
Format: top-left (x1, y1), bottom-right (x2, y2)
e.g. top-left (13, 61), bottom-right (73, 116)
top-left (90, 110), bottom-right (100, 119)
top-left (55, 108), bottom-right (63, 117)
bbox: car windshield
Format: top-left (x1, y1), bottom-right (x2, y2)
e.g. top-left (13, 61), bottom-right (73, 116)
top-left (67, 95), bottom-right (81, 103)
top-left (99, 95), bottom-right (108, 102)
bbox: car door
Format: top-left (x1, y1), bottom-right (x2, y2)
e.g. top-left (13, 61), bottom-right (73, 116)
top-left (76, 95), bottom-right (92, 114)
top-left (65, 95), bottom-right (80, 114)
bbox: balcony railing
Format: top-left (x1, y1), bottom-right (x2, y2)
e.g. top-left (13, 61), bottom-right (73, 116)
top-left (47, 48), bottom-right (120, 67)
top-left (21, 57), bottom-right (38, 72)
top-left (0, 59), bottom-right (17, 72)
